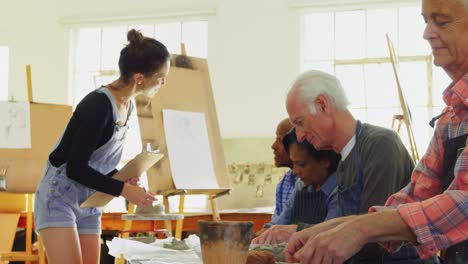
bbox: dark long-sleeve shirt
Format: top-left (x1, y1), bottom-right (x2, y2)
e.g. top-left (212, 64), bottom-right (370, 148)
top-left (49, 90), bottom-right (128, 196)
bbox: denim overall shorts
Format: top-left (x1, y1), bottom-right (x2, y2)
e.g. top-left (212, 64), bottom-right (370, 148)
top-left (34, 87), bottom-right (129, 234)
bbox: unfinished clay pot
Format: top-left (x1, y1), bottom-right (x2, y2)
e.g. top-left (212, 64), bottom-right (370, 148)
top-left (135, 203), bottom-right (165, 215)
top-left (198, 220), bottom-right (253, 264)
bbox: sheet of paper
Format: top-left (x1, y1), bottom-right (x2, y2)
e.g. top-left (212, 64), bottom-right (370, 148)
top-left (163, 109), bottom-right (218, 189)
top-left (80, 152), bottom-right (164, 208)
top-left (0, 102), bottom-right (31, 148)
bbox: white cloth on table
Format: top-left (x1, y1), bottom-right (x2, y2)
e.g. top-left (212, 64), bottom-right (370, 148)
top-left (106, 236), bottom-right (202, 264)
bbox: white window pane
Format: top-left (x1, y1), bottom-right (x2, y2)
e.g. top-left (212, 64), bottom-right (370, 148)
top-left (302, 61), bottom-right (334, 75)
top-left (182, 21), bottom-right (208, 58)
top-left (155, 23), bottom-right (182, 55)
top-left (336, 11), bottom-right (365, 59)
top-left (75, 28), bottom-right (101, 72)
top-left (349, 108), bottom-right (368, 123)
top-left (93, 74), bottom-right (117, 89)
top-left (73, 72), bottom-right (96, 105)
top-left (364, 63), bottom-right (399, 108)
top-left (101, 26), bottom-right (127, 70)
top-left (394, 106), bottom-right (431, 156)
top-left (432, 66), bottom-right (451, 106)
top-left (398, 6), bottom-right (430, 56)
top-left (0, 46), bottom-right (8, 101)
top-left (127, 24), bottom-right (155, 38)
top-left (410, 106), bottom-right (432, 152)
top-left (336, 64), bottom-right (366, 108)
top-left (367, 107), bottom-right (399, 128)
top-left (366, 8), bottom-right (398, 58)
top-left (302, 13), bottom-right (334, 61)
top-left (399, 61), bottom-right (428, 107)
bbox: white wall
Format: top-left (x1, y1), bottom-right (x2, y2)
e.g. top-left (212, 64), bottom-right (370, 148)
top-left (209, 0), bottom-right (300, 138)
top-left (0, 0), bottom-right (69, 104)
top-left (0, 0), bottom-right (299, 138)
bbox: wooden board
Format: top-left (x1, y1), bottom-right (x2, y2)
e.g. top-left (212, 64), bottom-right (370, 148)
top-left (136, 55), bottom-right (229, 192)
top-left (386, 34), bottom-right (419, 162)
top-left (0, 192), bottom-right (26, 252)
top-left (80, 152), bottom-right (164, 208)
top-left (0, 213), bottom-right (20, 252)
top-left (0, 103), bottom-right (72, 193)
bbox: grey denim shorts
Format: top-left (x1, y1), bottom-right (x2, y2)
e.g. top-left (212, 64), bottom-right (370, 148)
top-left (34, 163), bottom-right (102, 235)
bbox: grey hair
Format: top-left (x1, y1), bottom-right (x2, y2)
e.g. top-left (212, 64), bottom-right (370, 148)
top-left (289, 70), bottom-right (349, 114)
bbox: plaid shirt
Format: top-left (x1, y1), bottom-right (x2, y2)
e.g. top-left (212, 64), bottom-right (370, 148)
top-left (371, 74), bottom-right (468, 258)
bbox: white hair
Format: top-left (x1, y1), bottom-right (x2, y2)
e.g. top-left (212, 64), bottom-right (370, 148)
top-left (289, 70), bottom-right (349, 114)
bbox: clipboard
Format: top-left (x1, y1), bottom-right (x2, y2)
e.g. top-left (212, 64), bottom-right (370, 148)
top-left (80, 150), bottom-right (164, 208)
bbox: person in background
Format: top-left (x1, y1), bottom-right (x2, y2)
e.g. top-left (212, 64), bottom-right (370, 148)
top-left (285, 0), bottom-right (468, 263)
top-left (255, 119), bottom-right (298, 237)
top-left (34, 29), bottom-right (171, 264)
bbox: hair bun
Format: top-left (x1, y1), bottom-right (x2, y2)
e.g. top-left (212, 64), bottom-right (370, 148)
top-left (127, 29), bottom-right (144, 45)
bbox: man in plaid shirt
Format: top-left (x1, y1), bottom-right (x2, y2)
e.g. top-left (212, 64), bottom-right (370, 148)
top-left (284, 0), bottom-right (467, 263)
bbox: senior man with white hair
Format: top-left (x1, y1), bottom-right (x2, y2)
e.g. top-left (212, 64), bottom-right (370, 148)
top-left (282, 70), bottom-right (440, 264)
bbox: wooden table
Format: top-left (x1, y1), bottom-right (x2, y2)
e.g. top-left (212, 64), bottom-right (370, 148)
top-left (18, 210), bottom-right (272, 264)
top-left (19, 211), bottom-right (272, 235)
top-left (101, 211), bottom-right (272, 235)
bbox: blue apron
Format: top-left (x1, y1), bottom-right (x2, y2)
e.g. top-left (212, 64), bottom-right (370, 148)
top-left (290, 188), bottom-right (328, 225)
top-left (440, 134), bottom-right (468, 264)
top-left (337, 121), bottom-right (439, 264)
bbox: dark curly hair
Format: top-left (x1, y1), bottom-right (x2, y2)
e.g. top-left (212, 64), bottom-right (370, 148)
top-left (282, 127), bottom-right (341, 174)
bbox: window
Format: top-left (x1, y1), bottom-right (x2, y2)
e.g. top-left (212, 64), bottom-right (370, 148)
top-left (0, 46), bottom-right (8, 101)
top-left (70, 22), bottom-right (208, 104)
top-left (69, 22), bottom-right (209, 212)
top-left (301, 6), bottom-right (452, 155)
